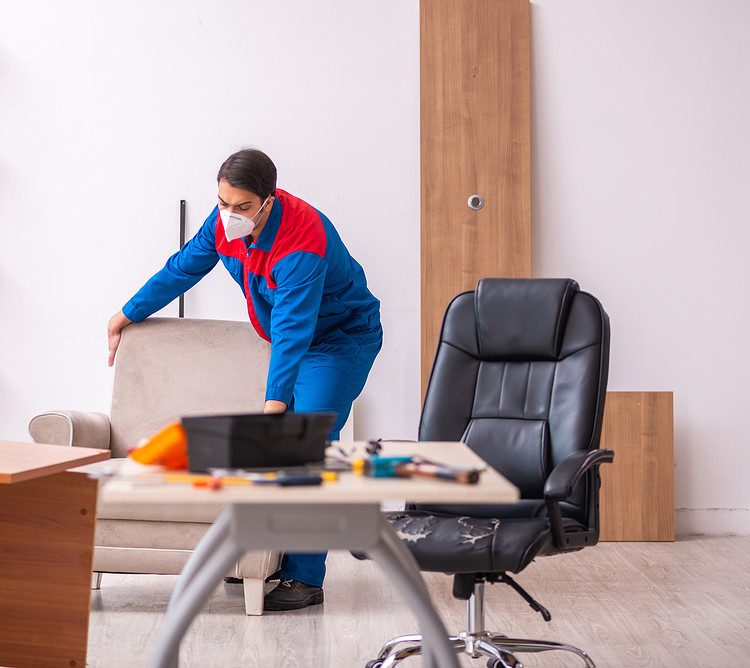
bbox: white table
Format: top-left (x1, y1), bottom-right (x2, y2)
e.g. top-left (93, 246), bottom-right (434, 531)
top-left (98, 441), bottom-right (518, 668)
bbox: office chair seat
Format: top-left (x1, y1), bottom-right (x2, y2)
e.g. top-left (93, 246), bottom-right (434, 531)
top-left (387, 511), bottom-right (589, 574)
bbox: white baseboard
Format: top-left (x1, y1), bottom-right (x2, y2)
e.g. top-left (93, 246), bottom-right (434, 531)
top-left (676, 508), bottom-right (750, 536)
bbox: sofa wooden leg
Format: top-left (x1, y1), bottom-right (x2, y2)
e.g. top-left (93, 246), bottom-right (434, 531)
top-left (243, 577), bottom-right (265, 615)
top-left (91, 571), bottom-right (102, 590)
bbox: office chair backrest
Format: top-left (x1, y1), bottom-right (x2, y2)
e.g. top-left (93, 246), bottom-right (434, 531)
top-left (419, 278), bottom-right (610, 522)
top-left (109, 317), bottom-right (271, 458)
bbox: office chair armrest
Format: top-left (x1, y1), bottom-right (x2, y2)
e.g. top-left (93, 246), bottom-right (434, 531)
top-left (544, 448), bottom-right (614, 549)
top-left (544, 448), bottom-right (614, 501)
top-left (28, 410), bottom-right (111, 449)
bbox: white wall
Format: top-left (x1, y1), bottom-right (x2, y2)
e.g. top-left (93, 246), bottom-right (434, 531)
top-left (531, 0), bottom-right (750, 534)
top-left (2, 1), bottom-right (748, 534)
top-left (0, 0), bottom-right (421, 444)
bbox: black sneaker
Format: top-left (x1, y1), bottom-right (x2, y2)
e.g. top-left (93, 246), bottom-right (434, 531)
top-left (263, 578), bottom-right (324, 611)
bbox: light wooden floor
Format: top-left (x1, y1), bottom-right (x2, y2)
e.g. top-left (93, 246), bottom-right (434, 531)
top-left (87, 535), bottom-right (750, 667)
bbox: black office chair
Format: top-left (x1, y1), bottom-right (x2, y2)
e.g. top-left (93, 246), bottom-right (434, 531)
top-left (368, 278), bottom-right (613, 668)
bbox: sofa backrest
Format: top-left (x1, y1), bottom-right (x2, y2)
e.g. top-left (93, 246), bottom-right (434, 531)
top-left (110, 317), bottom-right (270, 458)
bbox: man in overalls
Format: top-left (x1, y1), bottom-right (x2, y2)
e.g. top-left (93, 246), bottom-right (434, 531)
top-left (107, 148), bottom-right (382, 611)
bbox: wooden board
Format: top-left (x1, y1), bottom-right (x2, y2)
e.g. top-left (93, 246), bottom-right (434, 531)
top-left (0, 471), bottom-right (99, 668)
top-left (0, 440), bottom-right (110, 484)
top-left (421, 0), bottom-right (532, 393)
top-left (599, 391), bottom-right (675, 541)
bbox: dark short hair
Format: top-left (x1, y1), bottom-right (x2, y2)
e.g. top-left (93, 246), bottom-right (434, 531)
top-left (217, 148), bottom-right (277, 199)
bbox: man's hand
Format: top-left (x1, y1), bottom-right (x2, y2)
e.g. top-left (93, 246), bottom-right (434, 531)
top-left (263, 400), bottom-right (287, 414)
top-left (107, 310), bottom-right (133, 367)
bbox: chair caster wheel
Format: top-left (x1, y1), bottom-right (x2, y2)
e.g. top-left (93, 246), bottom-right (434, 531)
top-left (487, 654), bottom-right (522, 668)
top-left (365, 661), bottom-right (383, 668)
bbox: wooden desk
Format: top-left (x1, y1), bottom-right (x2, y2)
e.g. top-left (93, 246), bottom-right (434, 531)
top-left (100, 441), bottom-right (518, 668)
top-left (0, 441), bottom-right (110, 668)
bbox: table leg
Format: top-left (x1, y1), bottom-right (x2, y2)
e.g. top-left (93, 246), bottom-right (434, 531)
top-left (147, 503), bottom-right (459, 668)
top-left (367, 514), bottom-right (459, 668)
top-left (149, 522), bottom-right (242, 668)
top-left (167, 508), bottom-right (232, 613)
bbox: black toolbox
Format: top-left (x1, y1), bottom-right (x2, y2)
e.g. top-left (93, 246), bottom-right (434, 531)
top-left (182, 412), bottom-right (336, 473)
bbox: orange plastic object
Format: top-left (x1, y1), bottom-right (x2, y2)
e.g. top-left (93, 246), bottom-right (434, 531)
top-left (129, 422), bottom-right (188, 470)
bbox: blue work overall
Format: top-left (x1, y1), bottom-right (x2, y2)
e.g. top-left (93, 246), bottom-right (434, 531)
top-left (123, 189), bottom-right (382, 587)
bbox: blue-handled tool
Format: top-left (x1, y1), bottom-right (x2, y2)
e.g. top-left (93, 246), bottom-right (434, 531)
top-left (353, 455), bottom-right (414, 477)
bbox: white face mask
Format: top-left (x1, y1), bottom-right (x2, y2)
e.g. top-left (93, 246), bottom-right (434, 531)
top-left (219, 197), bottom-right (269, 241)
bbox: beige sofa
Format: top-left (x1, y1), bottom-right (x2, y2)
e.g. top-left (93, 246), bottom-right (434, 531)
top-left (28, 317), bottom-right (282, 615)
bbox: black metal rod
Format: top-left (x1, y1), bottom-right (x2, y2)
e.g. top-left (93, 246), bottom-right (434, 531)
top-left (179, 199), bottom-right (186, 318)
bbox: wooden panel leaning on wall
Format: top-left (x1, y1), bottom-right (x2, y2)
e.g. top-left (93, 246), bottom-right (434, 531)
top-left (420, 0), bottom-right (532, 394)
top-left (599, 391), bottom-right (675, 541)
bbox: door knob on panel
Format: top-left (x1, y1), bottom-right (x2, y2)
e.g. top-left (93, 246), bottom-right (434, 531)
top-left (468, 194), bottom-right (485, 211)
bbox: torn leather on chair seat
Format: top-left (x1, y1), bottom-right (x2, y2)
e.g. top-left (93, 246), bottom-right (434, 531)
top-left (386, 511), bottom-right (560, 574)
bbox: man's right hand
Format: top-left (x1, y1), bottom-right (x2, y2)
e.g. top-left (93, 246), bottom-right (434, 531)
top-left (107, 310), bottom-right (133, 367)
top-left (263, 400), bottom-right (288, 414)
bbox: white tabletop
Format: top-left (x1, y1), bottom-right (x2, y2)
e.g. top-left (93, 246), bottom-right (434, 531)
top-left (95, 441), bottom-right (518, 506)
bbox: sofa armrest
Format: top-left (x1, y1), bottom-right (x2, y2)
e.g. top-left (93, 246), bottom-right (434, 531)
top-left (28, 410), bottom-right (111, 450)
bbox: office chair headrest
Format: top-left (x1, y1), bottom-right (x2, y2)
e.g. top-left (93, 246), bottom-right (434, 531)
top-left (475, 278), bottom-right (579, 360)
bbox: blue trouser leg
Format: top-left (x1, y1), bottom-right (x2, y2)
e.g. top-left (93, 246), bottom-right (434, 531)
top-left (279, 326), bottom-right (383, 587)
top-left (278, 552), bottom-right (327, 588)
